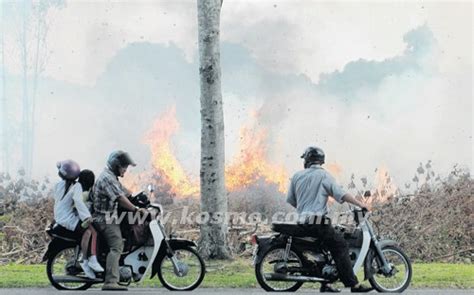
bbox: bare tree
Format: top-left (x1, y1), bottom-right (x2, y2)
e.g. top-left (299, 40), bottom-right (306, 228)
top-left (20, 0), bottom-right (30, 176)
top-left (28, 0), bottom-right (61, 176)
top-left (1, 1), bottom-right (8, 173)
top-left (15, 0), bottom-right (64, 177)
top-left (197, 0), bottom-right (230, 259)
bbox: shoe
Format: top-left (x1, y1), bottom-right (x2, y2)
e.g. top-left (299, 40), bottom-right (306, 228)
top-left (88, 255), bottom-right (105, 272)
top-left (320, 283), bottom-right (341, 293)
top-left (351, 284), bottom-right (374, 292)
top-left (79, 260), bottom-right (96, 279)
top-left (102, 283), bottom-right (128, 291)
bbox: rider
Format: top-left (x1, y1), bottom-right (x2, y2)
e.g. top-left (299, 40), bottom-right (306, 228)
top-left (286, 146), bottom-right (373, 293)
top-left (77, 169), bottom-right (104, 278)
top-left (53, 161), bottom-right (100, 279)
top-left (92, 150), bottom-right (146, 291)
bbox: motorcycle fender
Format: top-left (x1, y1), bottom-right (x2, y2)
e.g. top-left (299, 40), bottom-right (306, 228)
top-left (149, 239), bottom-right (197, 278)
top-left (363, 239), bottom-right (398, 280)
top-left (168, 238), bottom-right (197, 249)
top-left (254, 236), bottom-right (284, 266)
top-left (41, 238), bottom-right (76, 262)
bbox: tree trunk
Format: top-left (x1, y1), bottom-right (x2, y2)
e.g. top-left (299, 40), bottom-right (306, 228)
top-left (197, 0), bottom-right (230, 259)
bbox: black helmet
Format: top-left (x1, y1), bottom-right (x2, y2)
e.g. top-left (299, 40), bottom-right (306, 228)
top-left (301, 146), bottom-right (325, 168)
top-left (107, 150), bottom-right (136, 176)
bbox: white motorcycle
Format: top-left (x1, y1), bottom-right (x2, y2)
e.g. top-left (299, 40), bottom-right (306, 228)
top-left (43, 187), bottom-right (205, 291)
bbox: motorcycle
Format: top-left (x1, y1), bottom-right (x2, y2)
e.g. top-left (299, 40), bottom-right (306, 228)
top-left (251, 208), bottom-right (412, 293)
top-left (42, 186), bottom-right (206, 291)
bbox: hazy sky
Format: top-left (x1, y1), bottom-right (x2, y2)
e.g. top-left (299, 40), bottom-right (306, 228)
top-left (0, 0), bottom-right (472, 189)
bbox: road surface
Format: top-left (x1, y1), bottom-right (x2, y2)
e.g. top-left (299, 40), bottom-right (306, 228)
top-left (0, 288), bottom-right (472, 294)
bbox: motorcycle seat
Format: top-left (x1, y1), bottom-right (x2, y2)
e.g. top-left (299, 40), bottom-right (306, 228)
top-left (271, 223), bottom-right (309, 237)
top-left (46, 223), bottom-right (79, 242)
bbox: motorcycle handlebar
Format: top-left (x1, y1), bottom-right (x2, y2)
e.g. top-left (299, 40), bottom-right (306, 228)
top-left (339, 208), bottom-right (371, 222)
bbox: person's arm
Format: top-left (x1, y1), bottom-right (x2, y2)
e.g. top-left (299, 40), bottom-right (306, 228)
top-left (72, 184), bottom-right (92, 221)
top-left (325, 174), bottom-right (346, 204)
top-left (117, 196), bottom-right (149, 216)
top-left (286, 177), bottom-right (297, 208)
top-left (342, 193), bottom-right (369, 210)
top-left (103, 177), bottom-right (134, 210)
top-left (103, 177), bottom-right (148, 214)
top-left (117, 195), bottom-right (138, 212)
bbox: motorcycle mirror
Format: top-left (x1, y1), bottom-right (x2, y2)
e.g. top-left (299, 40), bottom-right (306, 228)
top-left (147, 184), bottom-right (155, 193)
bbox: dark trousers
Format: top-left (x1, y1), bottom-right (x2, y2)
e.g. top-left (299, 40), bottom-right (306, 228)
top-left (95, 223), bottom-right (123, 284)
top-left (302, 224), bottom-right (359, 287)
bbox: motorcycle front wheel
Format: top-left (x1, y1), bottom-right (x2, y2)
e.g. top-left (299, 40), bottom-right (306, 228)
top-left (46, 246), bottom-right (93, 291)
top-left (255, 246), bottom-right (304, 292)
top-left (157, 245), bottom-right (206, 291)
top-left (368, 245), bottom-right (412, 293)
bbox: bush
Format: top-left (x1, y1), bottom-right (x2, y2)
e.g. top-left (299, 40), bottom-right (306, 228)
top-left (0, 172), bottom-right (54, 264)
top-left (371, 165), bottom-right (472, 262)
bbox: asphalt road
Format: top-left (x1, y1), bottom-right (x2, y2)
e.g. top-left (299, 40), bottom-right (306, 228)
top-left (0, 288), bottom-right (472, 294)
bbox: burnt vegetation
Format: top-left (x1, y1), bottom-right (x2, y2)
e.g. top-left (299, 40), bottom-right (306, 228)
top-left (0, 162), bottom-right (472, 264)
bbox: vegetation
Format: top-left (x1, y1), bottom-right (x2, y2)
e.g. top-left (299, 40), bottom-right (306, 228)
top-left (371, 164), bottom-right (473, 262)
top-left (0, 163), bottom-right (472, 289)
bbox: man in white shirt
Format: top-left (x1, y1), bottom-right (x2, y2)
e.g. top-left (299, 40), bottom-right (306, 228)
top-left (287, 147), bottom-right (372, 293)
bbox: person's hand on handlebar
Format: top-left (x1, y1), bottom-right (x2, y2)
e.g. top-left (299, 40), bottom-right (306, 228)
top-left (136, 207), bottom-right (149, 216)
top-left (342, 193), bottom-right (370, 212)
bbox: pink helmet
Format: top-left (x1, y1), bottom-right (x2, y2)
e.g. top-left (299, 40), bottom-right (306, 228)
top-left (56, 160), bottom-right (81, 181)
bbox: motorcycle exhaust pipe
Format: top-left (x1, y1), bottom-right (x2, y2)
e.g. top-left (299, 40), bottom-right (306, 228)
top-left (264, 273), bottom-right (328, 283)
top-left (52, 275), bottom-right (101, 283)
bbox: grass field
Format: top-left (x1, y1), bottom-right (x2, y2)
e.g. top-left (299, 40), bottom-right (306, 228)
top-left (0, 259), bottom-right (472, 289)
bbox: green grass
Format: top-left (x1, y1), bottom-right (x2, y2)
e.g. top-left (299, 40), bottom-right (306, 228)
top-left (0, 260), bottom-right (472, 289)
top-left (0, 264), bottom-right (49, 288)
top-left (412, 263), bottom-right (474, 289)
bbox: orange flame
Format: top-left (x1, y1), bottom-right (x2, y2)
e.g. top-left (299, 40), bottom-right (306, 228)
top-left (322, 164), bottom-right (397, 208)
top-left (131, 106), bottom-right (399, 207)
top-left (133, 107), bottom-right (291, 197)
top-left (371, 166), bottom-right (398, 203)
top-left (143, 106), bottom-right (199, 197)
top-left (225, 121), bottom-right (288, 193)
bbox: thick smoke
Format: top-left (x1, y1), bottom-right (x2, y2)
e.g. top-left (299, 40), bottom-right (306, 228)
top-left (0, 25), bottom-right (471, 191)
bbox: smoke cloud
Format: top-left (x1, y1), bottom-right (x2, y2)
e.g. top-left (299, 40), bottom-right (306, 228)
top-left (0, 19), bottom-right (471, 192)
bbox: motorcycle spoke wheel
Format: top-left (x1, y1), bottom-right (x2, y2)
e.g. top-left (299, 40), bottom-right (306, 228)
top-left (369, 246), bottom-right (412, 292)
top-left (47, 247), bottom-right (92, 290)
top-left (257, 248), bottom-right (304, 292)
top-left (158, 247), bottom-right (205, 291)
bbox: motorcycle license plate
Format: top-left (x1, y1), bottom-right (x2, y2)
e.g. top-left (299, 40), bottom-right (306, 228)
top-left (252, 245), bottom-right (259, 266)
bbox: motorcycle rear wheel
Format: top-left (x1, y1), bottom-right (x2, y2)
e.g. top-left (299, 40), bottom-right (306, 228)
top-left (46, 246), bottom-right (93, 291)
top-left (255, 246), bottom-right (304, 292)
